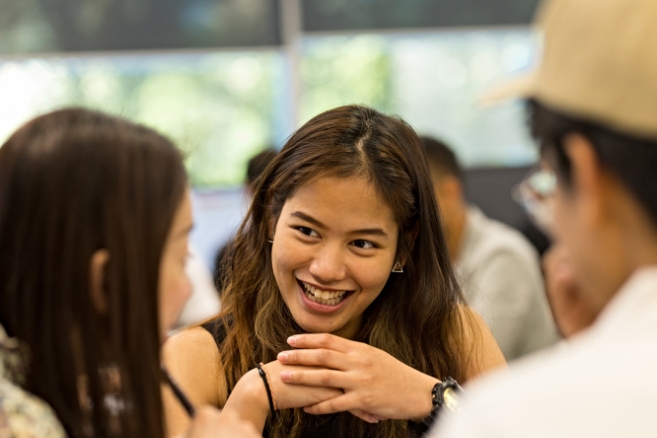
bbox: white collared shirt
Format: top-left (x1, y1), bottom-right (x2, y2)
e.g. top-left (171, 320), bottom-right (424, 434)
top-left (430, 267), bottom-right (657, 438)
top-left (457, 207), bottom-right (558, 360)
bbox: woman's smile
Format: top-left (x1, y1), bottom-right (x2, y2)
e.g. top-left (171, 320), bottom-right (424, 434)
top-left (297, 278), bottom-right (354, 311)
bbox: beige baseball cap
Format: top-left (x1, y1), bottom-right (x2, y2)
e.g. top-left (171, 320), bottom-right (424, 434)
top-left (482, 0), bottom-right (657, 140)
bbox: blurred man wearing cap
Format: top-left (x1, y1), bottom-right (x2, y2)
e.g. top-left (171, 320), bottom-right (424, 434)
top-left (429, 0), bottom-right (657, 436)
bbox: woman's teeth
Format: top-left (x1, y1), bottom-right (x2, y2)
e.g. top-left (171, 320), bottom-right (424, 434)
top-left (301, 281), bottom-right (348, 306)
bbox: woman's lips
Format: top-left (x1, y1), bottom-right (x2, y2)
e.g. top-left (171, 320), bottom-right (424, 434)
top-left (297, 279), bottom-right (353, 313)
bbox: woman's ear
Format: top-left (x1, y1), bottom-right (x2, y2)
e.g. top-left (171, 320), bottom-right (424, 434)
top-left (268, 214), bottom-right (279, 242)
top-left (89, 249), bottom-right (110, 314)
top-left (400, 224), bottom-right (420, 267)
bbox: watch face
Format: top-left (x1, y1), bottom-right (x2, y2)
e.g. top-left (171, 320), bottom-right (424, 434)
top-left (443, 388), bottom-right (463, 413)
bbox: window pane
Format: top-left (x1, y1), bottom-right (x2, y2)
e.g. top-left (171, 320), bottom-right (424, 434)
top-left (0, 52), bottom-right (287, 187)
top-left (300, 35), bottom-right (394, 123)
top-left (302, 0), bottom-right (541, 31)
top-left (0, 0), bottom-right (280, 54)
top-left (300, 30), bottom-right (539, 167)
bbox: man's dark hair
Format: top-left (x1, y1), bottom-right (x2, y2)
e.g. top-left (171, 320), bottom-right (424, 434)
top-left (246, 148), bottom-right (277, 186)
top-left (214, 148), bottom-right (278, 293)
top-left (528, 99), bottom-right (657, 227)
top-left (420, 136), bottom-right (464, 182)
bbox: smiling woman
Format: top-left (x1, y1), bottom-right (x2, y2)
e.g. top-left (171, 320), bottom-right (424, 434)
top-left (163, 105), bottom-right (505, 438)
top-left (273, 175), bottom-right (399, 340)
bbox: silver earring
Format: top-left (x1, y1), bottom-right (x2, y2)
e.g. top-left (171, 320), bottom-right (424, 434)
top-left (268, 239), bottom-right (274, 244)
top-left (392, 261), bottom-right (404, 273)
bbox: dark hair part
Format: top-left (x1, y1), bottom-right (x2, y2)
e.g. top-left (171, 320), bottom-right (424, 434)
top-left (246, 148), bottom-right (278, 186)
top-left (420, 136), bottom-right (463, 182)
top-left (219, 105), bottom-right (471, 438)
top-left (0, 108), bottom-right (188, 438)
top-left (528, 99), bottom-right (657, 228)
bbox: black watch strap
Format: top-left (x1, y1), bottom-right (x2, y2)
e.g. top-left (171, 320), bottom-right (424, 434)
top-left (420, 377), bottom-right (464, 431)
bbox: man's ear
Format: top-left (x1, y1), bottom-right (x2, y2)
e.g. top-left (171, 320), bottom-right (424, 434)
top-left (89, 249), bottom-right (110, 314)
top-left (434, 175), bottom-right (462, 204)
top-left (442, 176), bottom-right (463, 201)
top-left (562, 133), bottom-right (608, 227)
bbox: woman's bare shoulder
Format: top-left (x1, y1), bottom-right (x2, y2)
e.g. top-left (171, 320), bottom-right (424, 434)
top-left (456, 304), bottom-right (507, 382)
top-left (164, 327), bottom-right (220, 368)
top-left (163, 326), bottom-right (229, 436)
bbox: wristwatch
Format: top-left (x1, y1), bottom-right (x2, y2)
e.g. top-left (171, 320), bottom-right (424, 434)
top-left (420, 377), bottom-right (464, 431)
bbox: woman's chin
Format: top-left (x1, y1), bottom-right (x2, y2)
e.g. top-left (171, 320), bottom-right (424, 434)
top-left (291, 311), bottom-right (359, 338)
top-left (294, 317), bottom-right (341, 335)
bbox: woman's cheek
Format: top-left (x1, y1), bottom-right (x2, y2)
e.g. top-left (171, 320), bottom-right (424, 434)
top-left (272, 242), bottom-right (299, 282)
top-left (279, 239), bottom-right (309, 268)
top-left (354, 261), bottom-right (391, 292)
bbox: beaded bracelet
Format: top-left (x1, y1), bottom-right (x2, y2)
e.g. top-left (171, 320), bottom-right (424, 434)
top-left (256, 363), bottom-right (277, 419)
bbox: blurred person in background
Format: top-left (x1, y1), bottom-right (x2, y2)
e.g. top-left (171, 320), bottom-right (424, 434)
top-left (431, 0), bottom-right (657, 436)
top-left (214, 148), bottom-right (278, 295)
top-left (177, 149), bottom-right (279, 325)
top-left (175, 247), bottom-right (221, 329)
top-left (421, 136), bottom-right (558, 360)
top-left (1, 325), bottom-right (66, 437)
top-left (164, 105), bottom-right (505, 438)
top-left (0, 108), bottom-right (259, 438)
top-left (245, 148), bottom-right (279, 198)
top-left (178, 149), bottom-right (278, 327)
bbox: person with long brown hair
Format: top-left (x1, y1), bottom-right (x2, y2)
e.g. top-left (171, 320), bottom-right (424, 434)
top-left (0, 108), bottom-right (259, 437)
top-left (165, 105), bottom-right (505, 437)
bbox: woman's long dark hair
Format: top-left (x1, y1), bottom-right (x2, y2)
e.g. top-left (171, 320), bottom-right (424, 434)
top-left (0, 108), bottom-right (188, 437)
top-left (218, 105), bottom-right (474, 437)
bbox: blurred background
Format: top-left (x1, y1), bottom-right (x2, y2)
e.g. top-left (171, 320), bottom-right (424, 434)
top-left (0, 0), bottom-right (543, 268)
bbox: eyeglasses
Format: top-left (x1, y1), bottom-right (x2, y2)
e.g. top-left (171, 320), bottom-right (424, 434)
top-left (512, 167), bottom-right (557, 236)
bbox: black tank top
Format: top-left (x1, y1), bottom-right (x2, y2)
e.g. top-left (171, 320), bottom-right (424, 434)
top-left (201, 319), bottom-right (344, 438)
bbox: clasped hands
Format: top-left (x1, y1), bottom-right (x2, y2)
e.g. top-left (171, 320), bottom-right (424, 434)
top-left (266, 333), bottom-right (439, 424)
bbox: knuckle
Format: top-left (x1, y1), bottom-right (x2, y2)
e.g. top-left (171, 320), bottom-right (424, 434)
top-left (326, 399), bottom-right (338, 412)
top-left (359, 373), bottom-right (374, 388)
top-left (316, 349), bottom-right (330, 363)
top-left (319, 372), bottom-right (332, 386)
top-left (360, 393), bottom-right (374, 410)
top-left (318, 333), bottom-right (331, 347)
top-left (353, 354), bottom-right (372, 368)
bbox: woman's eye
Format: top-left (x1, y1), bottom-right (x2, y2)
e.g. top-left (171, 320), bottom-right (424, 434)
top-left (352, 239), bottom-right (375, 249)
top-left (297, 227), bottom-right (319, 238)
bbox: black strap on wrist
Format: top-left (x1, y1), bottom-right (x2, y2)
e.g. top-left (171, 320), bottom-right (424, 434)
top-left (256, 363), bottom-right (276, 420)
top-left (412, 377), bottom-right (463, 435)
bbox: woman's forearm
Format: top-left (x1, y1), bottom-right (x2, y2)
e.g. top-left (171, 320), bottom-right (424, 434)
top-left (404, 370), bottom-right (441, 421)
top-left (221, 369), bottom-right (271, 433)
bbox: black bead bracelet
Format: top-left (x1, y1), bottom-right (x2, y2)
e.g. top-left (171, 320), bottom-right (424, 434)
top-left (256, 363), bottom-right (277, 420)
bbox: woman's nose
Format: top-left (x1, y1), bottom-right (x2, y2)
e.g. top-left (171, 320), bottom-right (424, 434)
top-left (308, 244), bottom-right (347, 283)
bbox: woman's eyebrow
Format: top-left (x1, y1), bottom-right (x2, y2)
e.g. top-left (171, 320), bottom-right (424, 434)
top-left (348, 228), bottom-right (388, 238)
top-left (291, 211), bottom-right (388, 238)
top-left (291, 211), bottom-right (326, 228)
